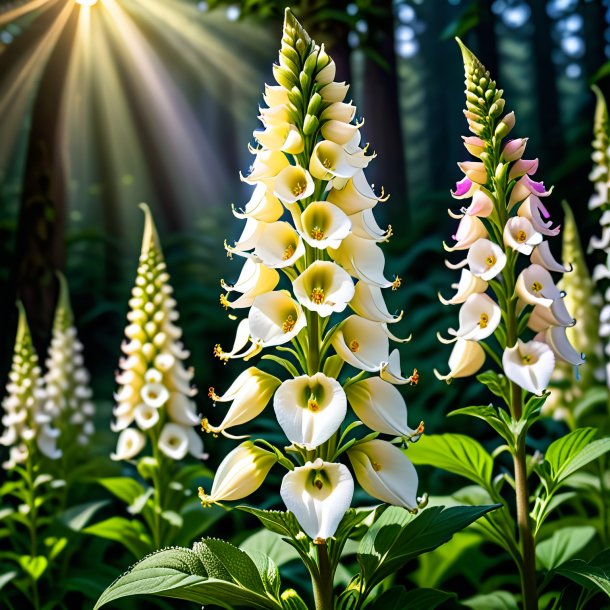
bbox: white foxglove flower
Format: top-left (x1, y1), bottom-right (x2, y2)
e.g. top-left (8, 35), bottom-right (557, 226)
top-left (254, 123), bottom-right (304, 154)
top-left (380, 350), bottom-right (415, 385)
top-left (309, 140), bottom-right (360, 181)
top-left (298, 201), bottom-right (351, 249)
top-left (111, 428), bottom-right (146, 461)
top-left (449, 293), bottom-right (501, 341)
top-left (517, 196), bottom-right (560, 237)
top-left (233, 183), bottom-right (284, 223)
top-left (292, 261), bottom-right (355, 317)
top-left (249, 291), bottom-right (307, 347)
top-left (200, 442), bottom-right (277, 506)
top-left (434, 338), bottom-right (485, 382)
top-left (531, 241), bottom-right (571, 274)
top-left (350, 281), bottom-right (402, 323)
top-left (348, 439), bottom-right (418, 510)
top-left (467, 238), bottom-right (507, 280)
top-left (273, 165), bottom-right (315, 204)
top-left (349, 209), bottom-right (389, 242)
top-left (535, 326), bottom-right (585, 366)
top-left (345, 377), bottom-right (416, 436)
top-left (502, 339), bottom-right (555, 395)
top-left (326, 171), bottom-right (379, 215)
top-left (221, 259), bottom-right (280, 310)
top-left (444, 215), bottom-right (488, 252)
top-left (515, 264), bottom-right (562, 308)
top-left (439, 269), bottom-right (488, 305)
top-left (280, 459), bottom-right (354, 541)
top-left (204, 368), bottom-right (281, 437)
top-left (503, 217), bottom-right (543, 255)
top-left (274, 373), bottom-right (346, 449)
top-left (253, 221), bottom-right (305, 269)
top-left (331, 316), bottom-right (389, 372)
top-left (242, 149), bottom-right (290, 184)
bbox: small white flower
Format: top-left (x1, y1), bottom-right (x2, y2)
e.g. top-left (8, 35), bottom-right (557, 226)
top-left (111, 428), bottom-right (146, 461)
top-left (134, 403), bottom-right (160, 430)
top-left (535, 326), bottom-right (585, 366)
top-left (249, 291), bottom-right (307, 347)
top-left (273, 165), bottom-right (315, 204)
top-left (326, 171), bottom-right (378, 215)
top-left (530, 241), bottom-right (571, 274)
top-left (298, 201), bottom-right (351, 250)
top-left (438, 269), bottom-right (488, 306)
top-left (503, 339), bottom-right (555, 395)
top-left (449, 293), bottom-right (501, 341)
top-left (444, 215), bottom-right (488, 252)
top-left (329, 234), bottom-right (392, 288)
top-left (242, 149), bottom-right (290, 185)
top-left (503, 217), bottom-right (543, 255)
top-left (434, 338), bottom-right (486, 382)
top-left (280, 459), bottom-right (354, 541)
top-left (221, 259), bottom-right (280, 309)
top-left (350, 281), bottom-right (402, 323)
top-left (515, 264), bottom-right (561, 308)
top-left (140, 382), bottom-right (170, 409)
top-left (254, 221), bottom-right (305, 269)
top-left (331, 316), bottom-right (388, 372)
top-left (158, 423), bottom-right (189, 460)
top-left (233, 183), bottom-right (284, 223)
top-left (467, 238), bottom-right (507, 280)
top-left (166, 392), bottom-right (200, 426)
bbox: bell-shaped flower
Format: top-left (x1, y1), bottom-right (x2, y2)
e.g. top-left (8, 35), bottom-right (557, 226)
top-left (348, 439), bottom-right (418, 509)
top-left (434, 338), bottom-right (485, 382)
top-left (321, 102), bottom-right (356, 123)
top-left (321, 119), bottom-right (359, 146)
top-left (350, 281), bottom-right (402, 323)
top-left (253, 221), bottom-right (305, 268)
top-left (242, 149), bottom-right (290, 185)
top-left (221, 259), bottom-right (280, 309)
top-left (503, 217), bottom-right (543, 255)
top-left (280, 459), bottom-right (354, 541)
top-left (527, 303), bottom-right (574, 332)
top-left (349, 209), bottom-right (388, 242)
top-left (444, 215), bottom-right (488, 252)
top-left (346, 377), bottom-right (415, 436)
top-left (309, 140), bottom-right (362, 181)
top-left (293, 261), bottom-right (355, 317)
top-left (274, 373), bottom-right (347, 449)
top-left (298, 201), bottom-right (351, 249)
top-left (462, 135), bottom-right (485, 158)
top-left (263, 84), bottom-right (289, 107)
top-left (199, 441), bottom-right (277, 506)
top-left (465, 189), bottom-right (494, 218)
top-left (140, 381), bottom-right (170, 409)
top-left (214, 319), bottom-right (262, 363)
top-left (439, 269), bottom-right (488, 305)
top-left (502, 339), bottom-right (555, 395)
top-left (233, 183), bottom-right (284, 223)
top-left (166, 392), bottom-right (200, 426)
top-left (204, 367), bottom-right (281, 437)
top-left (531, 241), bottom-right (571, 274)
top-left (326, 170), bottom-right (379, 215)
top-left (320, 81), bottom-right (349, 103)
top-left (273, 165), bottom-right (315, 204)
top-left (158, 423), bottom-right (190, 460)
top-left (329, 234), bottom-right (392, 288)
top-left (259, 104), bottom-right (292, 127)
top-left (230, 217), bottom-right (265, 253)
top-left (467, 238), bottom-right (507, 280)
top-left (332, 316), bottom-right (389, 372)
top-left (249, 291), bottom-right (307, 347)
top-left (111, 428), bottom-right (146, 461)
top-left (502, 138), bottom-right (528, 162)
top-left (254, 123), bottom-right (304, 155)
top-left (518, 196), bottom-right (560, 236)
top-left (509, 174), bottom-right (551, 208)
top-left (508, 158), bottom-right (538, 181)
top-left (458, 161), bottom-right (487, 185)
top-left (515, 264), bottom-right (562, 308)
top-left (134, 403), bottom-right (160, 430)
top-left (449, 293), bottom-right (501, 341)
top-left (535, 326), bottom-right (584, 366)
top-left (451, 176), bottom-right (478, 200)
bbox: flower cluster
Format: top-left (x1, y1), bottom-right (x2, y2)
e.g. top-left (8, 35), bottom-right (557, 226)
top-left (436, 40), bottom-right (583, 396)
top-left (588, 85), bottom-right (610, 387)
top-left (111, 204), bottom-right (206, 463)
top-left (201, 10), bottom-right (423, 543)
top-left (1, 304), bottom-right (61, 470)
top-left (43, 273), bottom-right (95, 448)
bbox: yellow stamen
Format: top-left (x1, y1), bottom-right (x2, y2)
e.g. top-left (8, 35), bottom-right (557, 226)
top-left (385, 225), bottom-right (394, 239)
top-left (392, 275), bottom-right (402, 291)
top-left (293, 181), bottom-right (306, 197)
top-left (516, 230), bottom-right (527, 243)
top-left (220, 293), bottom-right (230, 309)
top-left (372, 461), bottom-right (382, 472)
top-left (282, 244), bottom-right (295, 261)
top-left (307, 398), bottom-right (319, 411)
top-left (310, 226), bottom-right (325, 241)
top-left (198, 487), bottom-right (214, 508)
top-left (208, 387), bottom-right (220, 401)
top-left (349, 340), bottom-right (360, 352)
top-left (311, 287), bottom-right (325, 304)
top-left (283, 315), bottom-right (296, 333)
top-left (409, 369), bottom-right (420, 385)
top-left (531, 281), bottom-right (543, 293)
top-left (321, 157), bottom-right (332, 169)
top-left (485, 255), bottom-right (496, 267)
top-left (522, 354), bottom-right (533, 364)
top-left (479, 313), bottom-right (489, 329)
top-left (213, 344), bottom-right (228, 363)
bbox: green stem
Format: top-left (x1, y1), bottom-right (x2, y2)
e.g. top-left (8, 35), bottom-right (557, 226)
top-left (25, 451), bottom-right (40, 610)
top-left (597, 456), bottom-right (609, 546)
top-left (308, 313), bottom-right (320, 375)
top-left (312, 543), bottom-right (334, 610)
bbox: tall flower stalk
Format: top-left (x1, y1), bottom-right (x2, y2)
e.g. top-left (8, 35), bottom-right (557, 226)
top-left (201, 9), bottom-right (422, 608)
top-left (436, 40), bottom-right (583, 610)
top-left (111, 203), bottom-right (206, 548)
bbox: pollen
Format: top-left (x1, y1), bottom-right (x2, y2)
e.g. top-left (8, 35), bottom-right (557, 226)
top-left (416, 421), bottom-right (425, 435)
top-left (213, 344), bottom-right (228, 363)
top-left (208, 387), bottom-right (220, 401)
top-left (485, 255), bottom-right (496, 267)
top-left (307, 398), bottom-right (319, 411)
top-left (311, 287), bottom-right (325, 304)
top-left (392, 275), bottom-right (402, 291)
top-left (219, 293), bottom-right (230, 309)
top-left (522, 354), bottom-right (533, 364)
top-left (479, 313), bottom-right (489, 328)
top-left (409, 369), bottom-right (420, 385)
top-left (349, 339), bottom-right (360, 352)
top-left (293, 181), bottom-right (307, 197)
top-left (310, 226), bottom-right (325, 241)
top-left (372, 461), bottom-right (382, 472)
top-left (321, 157), bottom-right (332, 169)
top-left (516, 230), bottom-right (528, 243)
top-left (198, 487), bottom-right (214, 508)
top-left (282, 243), bottom-right (295, 261)
top-left (531, 281), bottom-right (543, 293)
top-left (282, 315), bottom-right (296, 333)
top-left (385, 224), bottom-right (394, 239)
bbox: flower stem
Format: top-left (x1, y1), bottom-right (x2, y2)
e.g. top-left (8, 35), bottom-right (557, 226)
top-left (312, 543), bottom-right (334, 610)
top-left (25, 450), bottom-right (40, 610)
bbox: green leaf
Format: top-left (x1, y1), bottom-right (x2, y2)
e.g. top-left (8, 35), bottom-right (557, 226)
top-left (449, 405), bottom-right (511, 441)
top-left (365, 585), bottom-right (456, 610)
top-left (44, 536), bottom-right (68, 561)
top-left (555, 549), bottom-right (610, 598)
top-left (240, 530), bottom-right (300, 568)
top-left (244, 549), bottom-right (281, 598)
top-left (543, 428), bottom-right (610, 487)
top-left (463, 590), bottom-right (519, 609)
top-left (58, 500), bottom-right (110, 532)
top-left (237, 507), bottom-right (305, 545)
top-left (94, 545), bottom-right (284, 610)
top-left (536, 526), bottom-right (596, 571)
top-left (407, 434), bottom-right (494, 489)
top-left (84, 517), bottom-right (153, 559)
top-left (97, 477), bottom-right (146, 505)
top-left (357, 504), bottom-right (499, 591)
top-left (476, 370), bottom-right (510, 403)
top-left (19, 555), bottom-right (48, 581)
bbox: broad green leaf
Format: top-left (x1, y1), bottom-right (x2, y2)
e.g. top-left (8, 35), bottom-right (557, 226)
top-left (84, 517), bottom-right (152, 559)
top-left (94, 545), bottom-right (284, 610)
top-left (463, 590), bottom-right (519, 609)
top-left (536, 526), bottom-right (596, 571)
top-left (174, 502), bottom-right (225, 547)
top-left (357, 504), bottom-right (498, 590)
top-left (19, 555), bottom-right (48, 581)
top-left (240, 530), bottom-right (300, 567)
top-left (97, 477), bottom-right (146, 505)
top-left (238, 507), bottom-right (302, 539)
top-left (58, 500), bottom-right (110, 531)
top-left (556, 549), bottom-right (610, 598)
top-left (407, 434), bottom-right (494, 488)
top-left (449, 405), bottom-right (511, 441)
top-left (244, 550), bottom-right (281, 598)
top-left (476, 370), bottom-right (510, 403)
top-left (366, 585), bottom-right (456, 609)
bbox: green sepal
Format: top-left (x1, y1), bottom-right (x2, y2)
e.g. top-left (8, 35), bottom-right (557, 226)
top-left (323, 354), bottom-right (344, 379)
top-left (303, 114), bottom-right (319, 135)
top-left (306, 92), bottom-right (322, 116)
